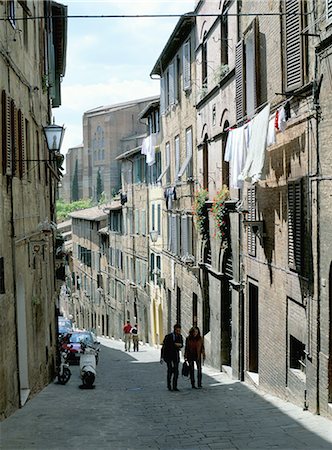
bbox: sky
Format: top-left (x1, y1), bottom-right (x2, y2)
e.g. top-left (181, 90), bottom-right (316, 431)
top-left (55, 0), bottom-right (195, 157)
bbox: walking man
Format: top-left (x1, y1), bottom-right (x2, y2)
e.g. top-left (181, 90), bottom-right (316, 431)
top-left (131, 324), bottom-right (139, 352)
top-left (123, 320), bottom-right (132, 351)
top-left (160, 323), bottom-right (183, 391)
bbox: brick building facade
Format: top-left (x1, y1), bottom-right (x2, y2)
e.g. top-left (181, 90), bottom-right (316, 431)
top-left (0, 0), bottom-right (67, 419)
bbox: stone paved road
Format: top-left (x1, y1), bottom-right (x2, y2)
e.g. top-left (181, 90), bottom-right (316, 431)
top-left (1, 338), bottom-right (332, 450)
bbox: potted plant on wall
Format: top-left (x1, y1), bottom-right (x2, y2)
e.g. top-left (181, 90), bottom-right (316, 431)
top-left (211, 186), bottom-right (229, 243)
top-left (193, 188), bottom-right (209, 238)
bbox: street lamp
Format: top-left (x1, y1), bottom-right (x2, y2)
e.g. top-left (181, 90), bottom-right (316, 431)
top-left (43, 120), bottom-right (65, 152)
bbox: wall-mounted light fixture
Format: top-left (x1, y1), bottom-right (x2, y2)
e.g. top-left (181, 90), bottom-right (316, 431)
top-left (43, 119), bottom-right (65, 152)
top-left (150, 230), bottom-right (158, 243)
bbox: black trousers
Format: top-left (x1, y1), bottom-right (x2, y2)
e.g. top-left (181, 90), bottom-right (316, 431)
top-left (166, 360), bottom-right (179, 389)
top-left (188, 359), bottom-right (202, 387)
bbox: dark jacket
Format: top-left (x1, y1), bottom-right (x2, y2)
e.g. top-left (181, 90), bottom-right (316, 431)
top-left (161, 332), bottom-right (183, 363)
top-left (184, 336), bottom-right (205, 362)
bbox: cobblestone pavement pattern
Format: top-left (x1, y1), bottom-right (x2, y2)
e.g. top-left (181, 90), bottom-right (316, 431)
top-left (1, 338), bottom-right (332, 450)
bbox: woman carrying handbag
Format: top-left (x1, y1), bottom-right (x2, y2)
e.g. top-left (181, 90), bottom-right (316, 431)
top-left (184, 326), bottom-right (205, 389)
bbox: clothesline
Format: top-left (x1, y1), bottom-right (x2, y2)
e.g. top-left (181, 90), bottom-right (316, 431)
top-left (224, 96), bottom-right (295, 133)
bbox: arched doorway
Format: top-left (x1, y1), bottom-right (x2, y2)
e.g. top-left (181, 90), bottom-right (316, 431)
top-left (16, 273), bottom-right (30, 406)
top-left (203, 135), bottom-right (209, 190)
top-left (220, 249), bottom-right (232, 368)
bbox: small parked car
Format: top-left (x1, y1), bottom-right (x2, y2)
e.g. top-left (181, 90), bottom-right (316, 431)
top-left (58, 317), bottom-right (73, 336)
top-left (61, 330), bottom-right (100, 365)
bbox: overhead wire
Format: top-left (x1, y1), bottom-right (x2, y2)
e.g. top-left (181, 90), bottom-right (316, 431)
top-left (0, 11), bottom-right (315, 21)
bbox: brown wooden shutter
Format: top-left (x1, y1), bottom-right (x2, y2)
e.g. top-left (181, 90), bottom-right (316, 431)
top-left (13, 103), bottom-right (19, 177)
top-left (18, 110), bottom-right (26, 178)
top-left (1, 91), bottom-right (5, 175)
top-left (2, 91), bottom-right (13, 176)
top-left (247, 187), bottom-right (256, 257)
top-left (235, 39), bottom-right (245, 122)
top-left (288, 181), bottom-right (302, 271)
top-left (284, 0), bottom-right (303, 91)
top-left (252, 17), bottom-right (260, 113)
top-left (6, 96), bottom-right (13, 176)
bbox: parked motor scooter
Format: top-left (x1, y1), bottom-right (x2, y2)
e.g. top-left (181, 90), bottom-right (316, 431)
top-left (79, 340), bottom-right (97, 389)
top-left (57, 348), bottom-right (71, 385)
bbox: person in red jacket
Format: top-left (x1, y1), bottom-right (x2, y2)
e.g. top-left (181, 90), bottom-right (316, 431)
top-left (184, 326), bottom-right (205, 389)
top-left (123, 321), bottom-right (132, 351)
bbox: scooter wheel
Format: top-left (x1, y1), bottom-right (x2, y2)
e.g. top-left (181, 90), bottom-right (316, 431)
top-left (58, 367), bottom-right (71, 385)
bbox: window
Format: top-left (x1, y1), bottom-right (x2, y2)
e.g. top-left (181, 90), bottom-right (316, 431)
top-left (161, 63), bottom-right (175, 112)
top-left (288, 180), bottom-right (302, 271)
top-left (235, 18), bottom-right (260, 121)
top-left (148, 150), bottom-right (161, 184)
top-left (176, 287), bottom-right (181, 325)
top-left (150, 253), bottom-right (155, 281)
top-left (202, 33), bottom-right (208, 88)
top-left (178, 127), bottom-right (193, 179)
top-left (0, 257), bottom-right (5, 294)
top-left (221, 11), bottom-right (229, 66)
top-left (203, 138), bottom-right (209, 190)
top-left (134, 209), bottom-right (140, 235)
top-left (289, 335), bottom-right (306, 373)
top-left (8, 0), bottom-right (15, 27)
top-left (157, 204), bottom-right (161, 235)
top-left (152, 203), bottom-right (156, 231)
top-left (169, 214), bottom-right (181, 256)
top-left (183, 39), bottom-right (191, 91)
top-left (176, 55), bottom-right (181, 103)
top-left (158, 142), bottom-right (171, 184)
top-left (109, 210), bottom-right (122, 233)
top-left (133, 154), bottom-right (146, 184)
top-left (174, 135), bottom-right (180, 182)
top-left (141, 210), bottom-right (146, 235)
top-left (284, 0), bottom-right (307, 92)
top-left (156, 255), bottom-right (161, 286)
top-left (181, 215), bottom-right (193, 257)
top-left (247, 187), bottom-right (256, 257)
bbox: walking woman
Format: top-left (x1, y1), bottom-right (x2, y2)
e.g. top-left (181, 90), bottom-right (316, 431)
top-left (184, 326), bottom-right (205, 389)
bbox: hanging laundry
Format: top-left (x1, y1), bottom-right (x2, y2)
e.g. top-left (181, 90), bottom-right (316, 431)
top-left (141, 134), bottom-right (157, 166)
top-left (278, 106), bottom-right (287, 132)
top-left (224, 125), bottom-right (247, 189)
top-left (238, 104), bottom-right (270, 184)
top-left (164, 186), bottom-right (177, 210)
top-left (274, 109), bottom-right (279, 130)
top-left (266, 114), bottom-right (276, 147)
top-left (284, 101), bottom-right (291, 120)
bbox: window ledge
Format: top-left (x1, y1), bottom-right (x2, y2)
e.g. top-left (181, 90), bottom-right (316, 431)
top-left (289, 368), bottom-right (306, 382)
top-left (246, 371), bottom-right (259, 386)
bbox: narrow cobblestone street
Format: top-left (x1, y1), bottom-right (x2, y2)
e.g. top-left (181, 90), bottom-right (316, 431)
top-left (1, 338), bottom-right (332, 450)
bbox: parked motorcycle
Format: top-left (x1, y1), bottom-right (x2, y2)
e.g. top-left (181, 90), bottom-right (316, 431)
top-left (57, 348), bottom-right (71, 385)
top-left (79, 340), bottom-right (98, 388)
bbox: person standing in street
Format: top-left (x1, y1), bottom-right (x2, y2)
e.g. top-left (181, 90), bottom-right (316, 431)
top-left (123, 320), bottom-right (132, 351)
top-left (160, 323), bottom-right (183, 391)
top-left (131, 323), bottom-right (139, 352)
top-left (184, 326), bottom-right (205, 389)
